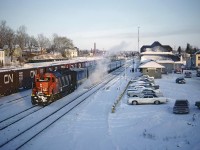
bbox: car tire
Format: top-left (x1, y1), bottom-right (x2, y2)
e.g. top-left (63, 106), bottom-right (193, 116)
top-left (154, 100), bottom-right (160, 105)
top-left (132, 101), bottom-right (138, 105)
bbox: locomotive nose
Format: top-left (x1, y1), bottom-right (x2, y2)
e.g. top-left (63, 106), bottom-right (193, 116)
top-left (36, 92), bottom-right (47, 102)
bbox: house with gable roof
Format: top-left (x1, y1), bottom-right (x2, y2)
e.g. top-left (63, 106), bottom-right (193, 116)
top-left (140, 41), bottom-right (182, 73)
top-left (138, 61), bottom-right (165, 79)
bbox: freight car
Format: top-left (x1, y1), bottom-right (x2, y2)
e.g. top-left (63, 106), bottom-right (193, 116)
top-left (0, 68), bottom-right (36, 95)
top-left (31, 68), bottom-right (87, 105)
top-left (0, 69), bottom-right (18, 95)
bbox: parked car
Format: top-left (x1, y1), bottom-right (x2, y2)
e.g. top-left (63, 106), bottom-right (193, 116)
top-left (196, 72), bottom-right (200, 77)
top-left (139, 78), bottom-right (155, 84)
top-left (195, 101), bottom-right (200, 109)
top-left (129, 81), bottom-right (146, 86)
top-left (127, 94), bottom-right (168, 105)
top-left (142, 89), bottom-right (163, 97)
top-left (139, 75), bottom-right (155, 83)
top-left (127, 85), bottom-right (153, 91)
top-left (176, 77), bottom-right (186, 84)
top-left (141, 75), bottom-right (154, 81)
top-left (142, 83), bottom-right (159, 90)
top-left (129, 82), bottom-right (159, 90)
top-left (184, 71), bottom-right (192, 78)
top-left (130, 75), bottom-right (154, 84)
top-left (173, 99), bottom-right (190, 114)
top-left (127, 88), bottom-right (163, 97)
top-left (174, 68), bottom-right (182, 74)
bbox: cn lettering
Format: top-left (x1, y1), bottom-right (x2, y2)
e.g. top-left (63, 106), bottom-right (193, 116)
top-left (4, 74), bottom-right (13, 84)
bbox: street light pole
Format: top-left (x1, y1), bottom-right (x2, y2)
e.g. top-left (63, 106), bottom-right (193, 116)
top-left (138, 26), bottom-right (140, 53)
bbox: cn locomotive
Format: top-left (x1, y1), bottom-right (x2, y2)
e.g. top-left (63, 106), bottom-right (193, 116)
top-left (31, 68), bottom-right (87, 105)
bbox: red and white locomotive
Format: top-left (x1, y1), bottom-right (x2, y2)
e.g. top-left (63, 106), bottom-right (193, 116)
top-left (31, 68), bottom-right (87, 105)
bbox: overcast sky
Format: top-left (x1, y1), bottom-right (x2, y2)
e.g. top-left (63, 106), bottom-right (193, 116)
top-left (0, 0), bottom-right (200, 51)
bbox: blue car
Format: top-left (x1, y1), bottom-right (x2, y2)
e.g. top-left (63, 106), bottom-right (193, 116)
top-left (176, 77), bottom-right (186, 84)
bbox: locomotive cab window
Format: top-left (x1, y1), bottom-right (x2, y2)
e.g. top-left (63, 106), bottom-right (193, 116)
top-left (52, 77), bottom-right (55, 82)
top-left (44, 77), bottom-right (50, 81)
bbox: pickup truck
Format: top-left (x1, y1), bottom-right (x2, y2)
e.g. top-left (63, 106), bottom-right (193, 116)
top-left (127, 95), bottom-right (168, 105)
top-left (195, 101), bottom-right (200, 109)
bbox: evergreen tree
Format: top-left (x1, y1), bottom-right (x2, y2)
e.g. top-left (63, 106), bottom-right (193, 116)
top-left (185, 43), bottom-right (192, 54)
top-left (177, 46), bottom-right (181, 55)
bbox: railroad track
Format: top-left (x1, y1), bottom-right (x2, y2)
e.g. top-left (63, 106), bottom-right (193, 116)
top-left (0, 95), bottom-right (29, 109)
top-left (0, 68), bottom-right (124, 150)
top-left (0, 106), bottom-right (42, 130)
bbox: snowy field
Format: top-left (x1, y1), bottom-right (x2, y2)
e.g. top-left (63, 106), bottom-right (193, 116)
top-left (0, 66), bottom-right (200, 150)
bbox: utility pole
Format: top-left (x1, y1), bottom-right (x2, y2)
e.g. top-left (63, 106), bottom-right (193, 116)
top-left (138, 26), bottom-right (140, 53)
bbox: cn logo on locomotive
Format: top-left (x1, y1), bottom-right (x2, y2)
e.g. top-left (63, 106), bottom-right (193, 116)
top-left (4, 74), bottom-right (14, 84)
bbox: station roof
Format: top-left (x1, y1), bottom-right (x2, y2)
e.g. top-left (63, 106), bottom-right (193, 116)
top-left (139, 61), bottom-right (165, 69)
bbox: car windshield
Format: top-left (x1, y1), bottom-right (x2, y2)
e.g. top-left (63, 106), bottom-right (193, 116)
top-left (175, 101), bottom-right (188, 106)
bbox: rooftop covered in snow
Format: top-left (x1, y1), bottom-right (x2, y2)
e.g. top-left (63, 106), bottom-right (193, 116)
top-left (139, 61), bottom-right (165, 69)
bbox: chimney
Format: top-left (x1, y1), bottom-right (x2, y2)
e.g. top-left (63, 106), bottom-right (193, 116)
top-left (94, 43), bottom-right (96, 55)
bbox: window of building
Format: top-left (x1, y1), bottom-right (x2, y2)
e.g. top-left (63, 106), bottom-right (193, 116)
top-left (155, 68), bottom-right (158, 72)
top-left (198, 56), bottom-right (200, 60)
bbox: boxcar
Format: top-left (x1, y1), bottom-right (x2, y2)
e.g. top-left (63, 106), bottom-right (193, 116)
top-left (0, 69), bottom-right (18, 95)
top-left (70, 68), bottom-right (88, 87)
top-left (12, 68), bottom-right (37, 90)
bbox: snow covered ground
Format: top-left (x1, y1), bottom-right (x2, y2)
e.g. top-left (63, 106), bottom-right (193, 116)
top-left (0, 64), bottom-right (200, 150)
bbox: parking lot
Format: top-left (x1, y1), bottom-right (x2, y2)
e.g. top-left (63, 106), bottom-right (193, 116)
top-left (115, 72), bottom-right (200, 150)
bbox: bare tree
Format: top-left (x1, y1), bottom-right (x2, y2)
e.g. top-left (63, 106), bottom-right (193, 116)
top-left (51, 33), bottom-right (74, 55)
top-left (0, 20), bottom-right (8, 48)
top-left (27, 35), bottom-right (38, 53)
top-left (37, 34), bottom-right (50, 54)
top-left (6, 27), bottom-right (16, 62)
top-left (16, 25), bottom-right (27, 50)
top-left (0, 20), bottom-right (17, 62)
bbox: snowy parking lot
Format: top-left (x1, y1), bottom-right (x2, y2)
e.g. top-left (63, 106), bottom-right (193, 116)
top-left (117, 73), bottom-right (200, 150)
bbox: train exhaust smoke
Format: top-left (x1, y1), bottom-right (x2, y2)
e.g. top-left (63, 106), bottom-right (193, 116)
top-left (82, 58), bottom-right (110, 88)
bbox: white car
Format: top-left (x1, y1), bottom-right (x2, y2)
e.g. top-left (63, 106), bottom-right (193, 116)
top-left (127, 95), bottom-right (168, 105)
top-left (127, 88), bottom-right (163, 97)
top-left (127, 85), bottom-right (151, 91)
top-left (129, 81), bottom-right (146, 85)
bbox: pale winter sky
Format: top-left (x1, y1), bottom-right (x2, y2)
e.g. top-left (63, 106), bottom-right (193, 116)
top-left (0, 0), bottom-right (200, 51)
